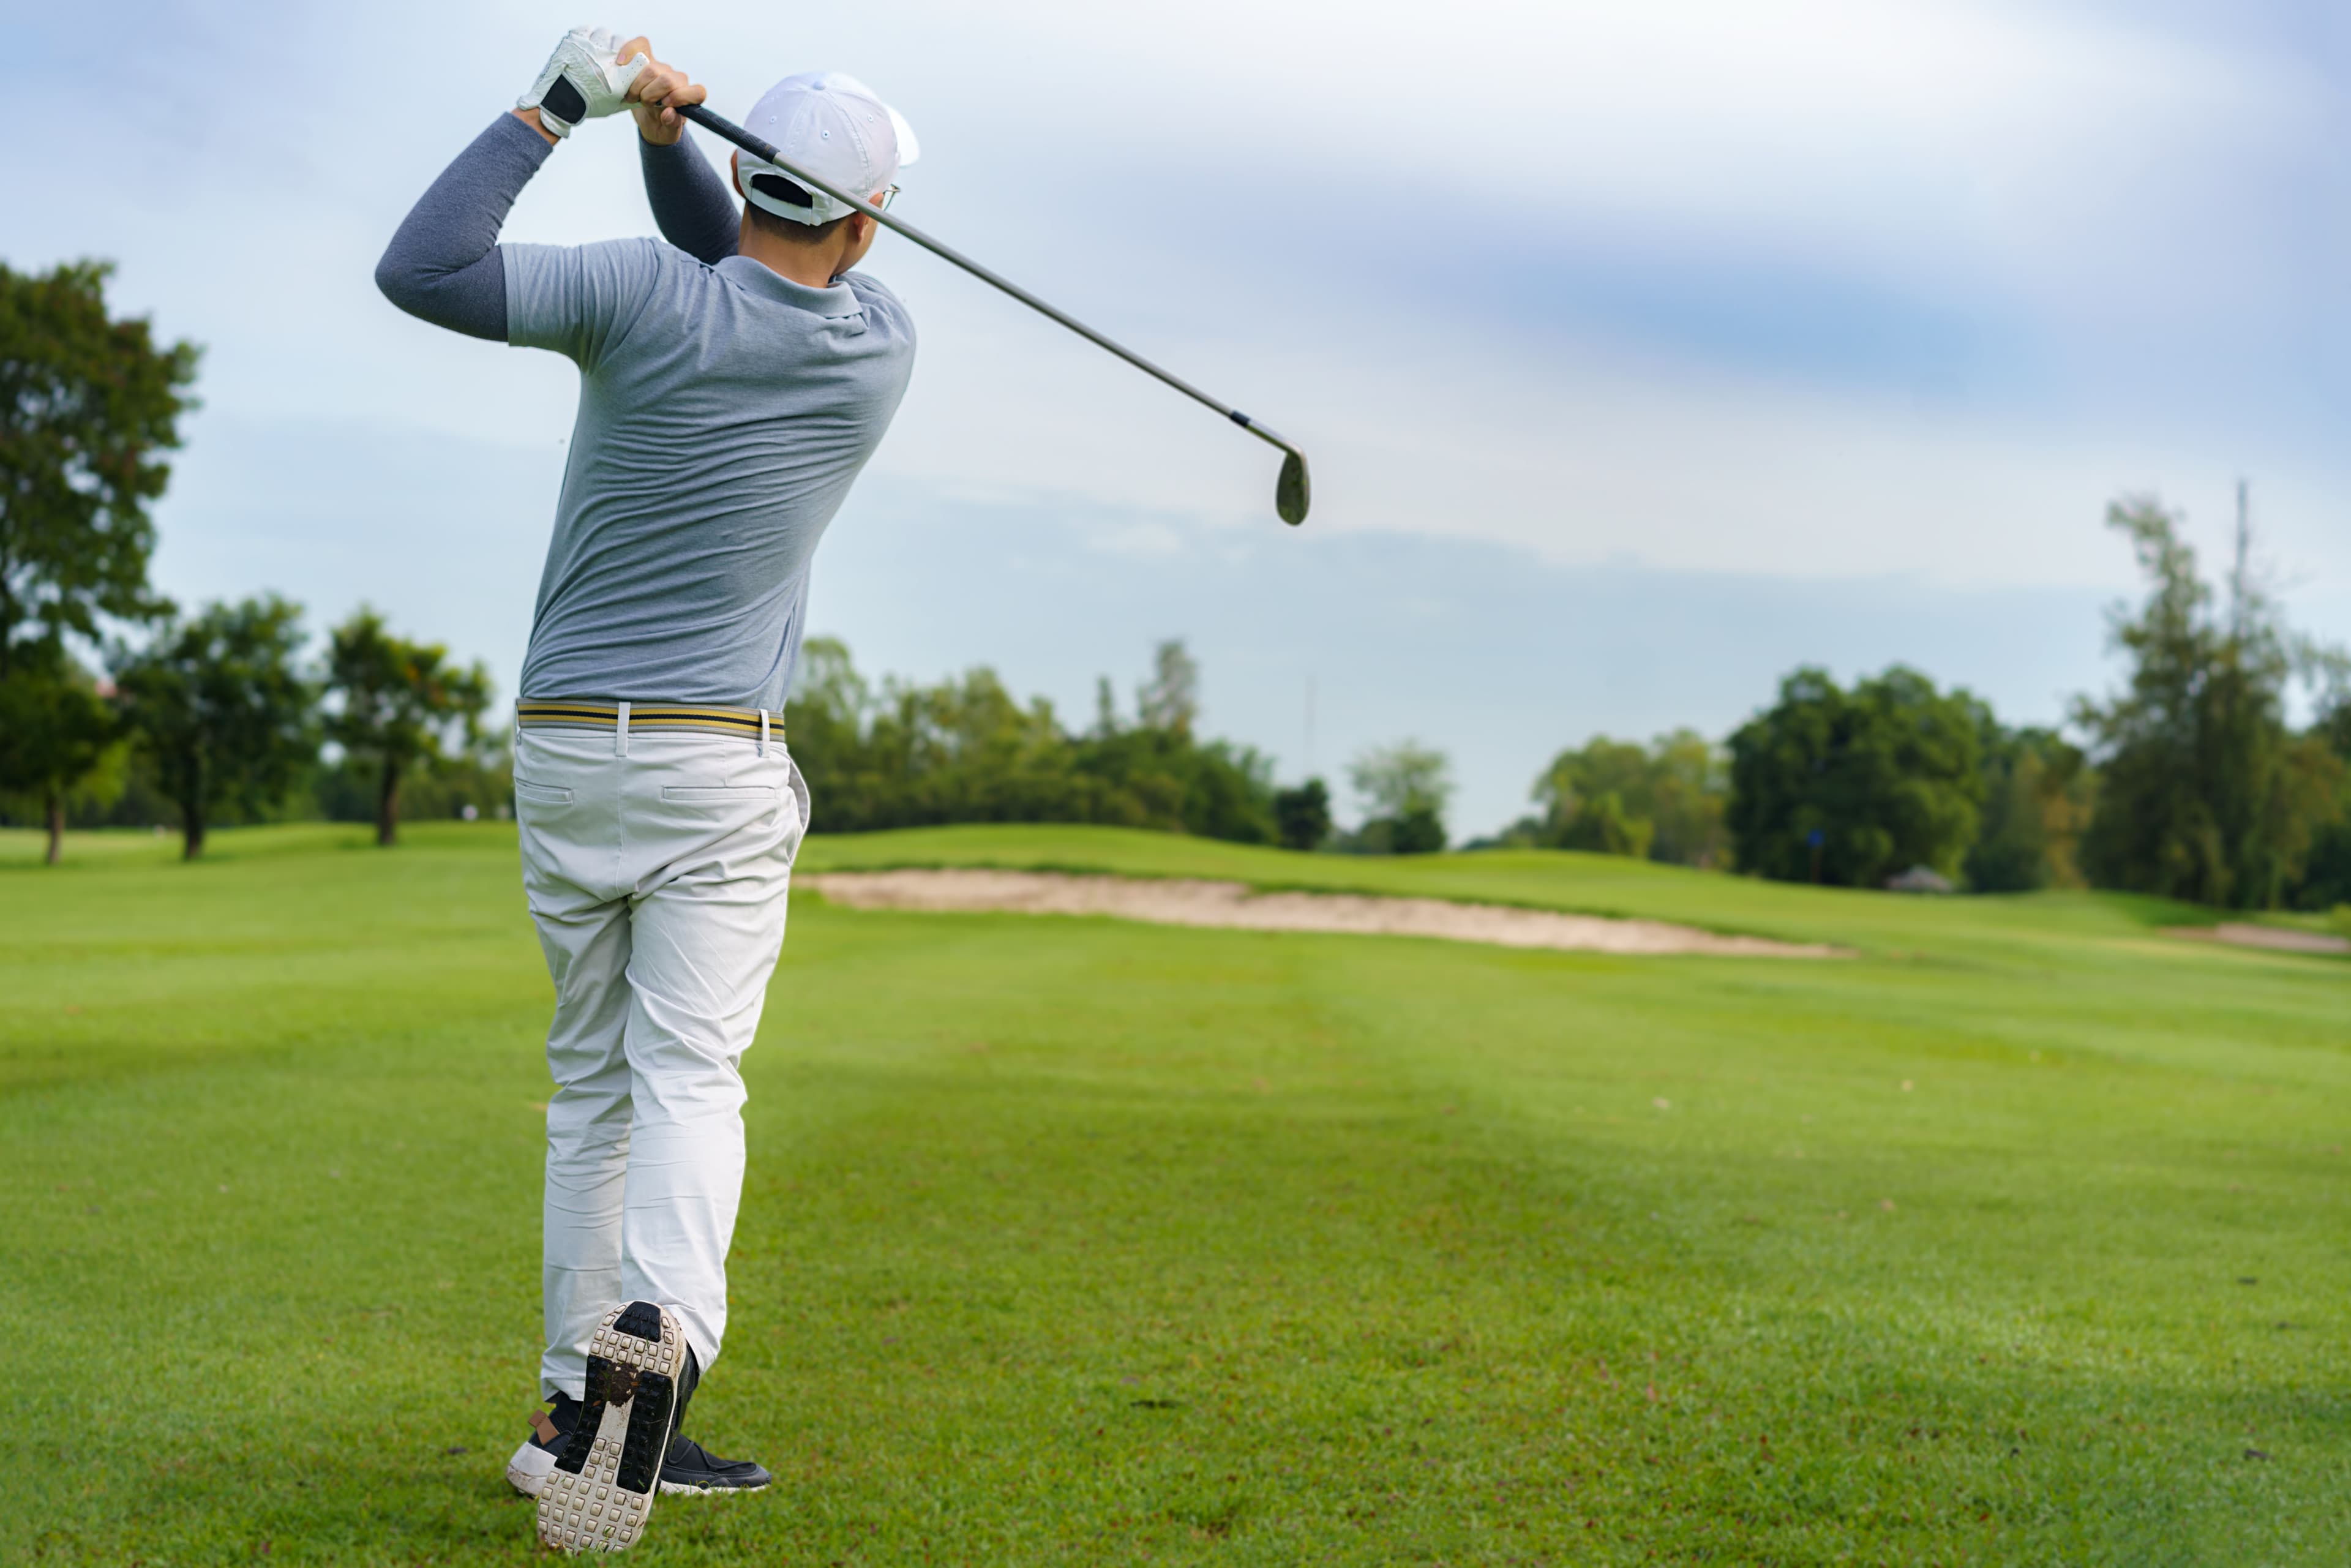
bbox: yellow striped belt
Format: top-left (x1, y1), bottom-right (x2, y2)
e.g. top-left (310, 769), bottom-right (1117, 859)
top-left (515, 700), bottom-right (781, 742)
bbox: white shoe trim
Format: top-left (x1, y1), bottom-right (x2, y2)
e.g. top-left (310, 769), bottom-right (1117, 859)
top-left (506, 1438), bottom-right (556, 1497)
top-left (659, 1476), bottom-right (767, 1495)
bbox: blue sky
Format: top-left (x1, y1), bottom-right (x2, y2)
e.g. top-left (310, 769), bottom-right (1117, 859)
top-left (12, 1), bottom-right (2349, 833)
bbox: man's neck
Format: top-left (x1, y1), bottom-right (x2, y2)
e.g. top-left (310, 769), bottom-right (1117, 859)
top-left (737, 219), bottom-right (844, 289)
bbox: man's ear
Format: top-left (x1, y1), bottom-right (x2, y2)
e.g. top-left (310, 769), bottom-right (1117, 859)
top-left (730, 151), bottom-right (744, 198)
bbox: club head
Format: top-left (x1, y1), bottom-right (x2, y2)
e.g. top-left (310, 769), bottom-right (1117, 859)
top-left (1276, 449), bottom-right (1310, 526)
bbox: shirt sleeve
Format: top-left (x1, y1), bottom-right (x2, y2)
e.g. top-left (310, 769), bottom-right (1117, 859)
top-left (373, 113), bottom-right (554, 341)
top-left (640, 130), bottom-right (741, 265)
top-left (502, 238), bottom-right (670, 370)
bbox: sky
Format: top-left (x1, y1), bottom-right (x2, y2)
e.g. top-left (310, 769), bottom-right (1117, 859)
top-left (12, 0), bottom-right (2350, 835)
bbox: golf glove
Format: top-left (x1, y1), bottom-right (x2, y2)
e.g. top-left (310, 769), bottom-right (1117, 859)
top-left (516, 26), bottom-right (648, 138)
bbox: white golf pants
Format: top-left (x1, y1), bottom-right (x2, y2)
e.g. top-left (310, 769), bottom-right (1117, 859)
top-left (513, 720), bottom-right (809, 1399)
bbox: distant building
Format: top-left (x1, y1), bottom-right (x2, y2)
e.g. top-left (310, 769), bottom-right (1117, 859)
top-left (1884, 865), bottom-right (1955, 895)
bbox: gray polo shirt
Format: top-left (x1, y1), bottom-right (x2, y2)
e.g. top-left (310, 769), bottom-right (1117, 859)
top-left (502, 240), bottom-right (914, 711)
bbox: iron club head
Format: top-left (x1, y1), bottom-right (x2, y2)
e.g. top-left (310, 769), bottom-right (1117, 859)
top-left (1277, 449), bottom-right (1310, 527)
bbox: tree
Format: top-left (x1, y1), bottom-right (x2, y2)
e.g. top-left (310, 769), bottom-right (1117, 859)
top-left (112, 596), bottom-right (317, 859)
top-left (1965, 724), bottom-right (2092, 893)
top-left (1, 260), bottom-right (198, 677)
top-left (1389, 806), bottom-right (1446, 854)
top-left (1534, 736), bottom-right (1651, 854)
top-left (1136, 639), bottom-right (1199, 735)
top-left (1531, 729), bottom-right (1728, 866)
top-left (306, 744), bottom-right (514, 828)
top-left (0, 645), bottom-right (125, 863)
top-left (1, 260), bottom-right (197, 853)
top-left (1556, 790), bottom-right (1654, 858)
top-left (1727, 665), bottom-right (1985, 887)
top-left (1641, 730), bottom-right (1731, 868)
top-left (1273, 778), bottom-right (1332, 851)
top-left (782, 639), bottom-right (1277, 842)
top-left (324, 607), bottom-right (493, 847)
top-left (1349, 740), bottom-right (1453, 854)
top-left (2294, 812), bottom-right (2351, 913)
top-left (1078, 724), bottom-right (1277, 843)
top-left (2292, 689), bottom-right (2351, 910)
top-left (2072, 496), bottom-right (2343, 907)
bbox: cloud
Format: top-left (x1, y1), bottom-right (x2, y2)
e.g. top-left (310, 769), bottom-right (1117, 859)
top-left (13, 0), bottom-right (2348, 739)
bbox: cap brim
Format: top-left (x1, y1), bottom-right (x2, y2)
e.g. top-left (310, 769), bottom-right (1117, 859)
top-left (887, 103), bottom-right (920, 168)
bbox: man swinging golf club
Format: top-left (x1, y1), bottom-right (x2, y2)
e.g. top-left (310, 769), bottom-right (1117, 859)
top-left (375, 26), bottom-right (917, 1553)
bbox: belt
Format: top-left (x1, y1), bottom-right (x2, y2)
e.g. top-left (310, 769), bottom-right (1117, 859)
top-left (516, 700), bottom-right (782, 743)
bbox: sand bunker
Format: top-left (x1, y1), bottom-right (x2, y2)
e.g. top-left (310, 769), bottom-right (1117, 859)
top-left (2164, 922), bottom-right (2351, 958)
top-left (801, 869), bottom-right (1845, 959)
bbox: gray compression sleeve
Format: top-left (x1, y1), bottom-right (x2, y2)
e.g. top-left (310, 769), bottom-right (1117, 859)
top-left (640, 130), bottom-right (741, 264)
top-left (374, 113), bottom-right (555, 341)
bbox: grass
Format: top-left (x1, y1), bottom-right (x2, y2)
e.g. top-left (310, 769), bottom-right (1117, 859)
top-left (4, 820), bottom-right (2348, 1564)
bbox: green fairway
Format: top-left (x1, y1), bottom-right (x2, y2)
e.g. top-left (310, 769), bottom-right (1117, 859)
top-left (6, 822), bottom-right (2348, 1564)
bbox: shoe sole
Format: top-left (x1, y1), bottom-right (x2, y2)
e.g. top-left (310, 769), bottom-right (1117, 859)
top-left (535, 1302), bottom-right (683, 1554)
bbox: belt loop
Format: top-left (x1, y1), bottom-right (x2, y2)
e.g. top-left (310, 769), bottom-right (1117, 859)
top-left (615, 700), bottom-right (630, 759)
top-left (759, 708), bottom-right (770, 758)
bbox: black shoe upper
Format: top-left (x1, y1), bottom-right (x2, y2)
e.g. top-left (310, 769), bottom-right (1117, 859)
top-left (660, 1429), bottom-right (773, 1491)
top-left (656, 1344), bottom-right (771, 1491)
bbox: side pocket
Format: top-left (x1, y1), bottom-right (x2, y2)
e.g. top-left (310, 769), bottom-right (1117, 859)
top-left (514, 779), bottom-right (576, 805)
top-left (783, 757), bottom-right (813, 863)
top-left (790, 760), bottom-right (812, 836)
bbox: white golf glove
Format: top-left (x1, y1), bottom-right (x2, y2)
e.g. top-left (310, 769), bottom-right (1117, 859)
top-left (516, 26), bottom-right (648, 138)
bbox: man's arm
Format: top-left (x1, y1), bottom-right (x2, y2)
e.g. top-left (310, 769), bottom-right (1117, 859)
top-left (626, 51), bottom-right (736, 264)
top-left (373, 31), bottom-right (707, 339)
top-left (373, 113), bottom-right (555, 340)
top-left (639, 132), bottom-right (741, 265)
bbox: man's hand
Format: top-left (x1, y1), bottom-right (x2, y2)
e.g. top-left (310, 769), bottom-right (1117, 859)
top-left (619, 40), bottom-right (708, 146)
top-left (516, 26), bottom-right (650, 139)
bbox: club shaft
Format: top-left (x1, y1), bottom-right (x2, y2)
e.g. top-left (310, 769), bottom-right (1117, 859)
top-left (675, 102), bottom-right (1295, 456)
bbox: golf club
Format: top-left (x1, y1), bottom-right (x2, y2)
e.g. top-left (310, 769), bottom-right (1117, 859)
top-left (676, 101), bottom-right (1310, 527)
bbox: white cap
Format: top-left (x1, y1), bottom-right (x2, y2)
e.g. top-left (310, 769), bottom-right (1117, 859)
top-left (735, 71), bottom-right (919, 226)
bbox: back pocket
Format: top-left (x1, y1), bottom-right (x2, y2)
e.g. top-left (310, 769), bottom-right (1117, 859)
top-left (661, 787), bottom-right (777, 804)
top-left (514, 780), bottom-right (574, 805)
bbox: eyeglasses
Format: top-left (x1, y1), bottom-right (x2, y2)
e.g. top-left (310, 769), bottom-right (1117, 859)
top-left (876, 185), bottom-right (901, 212)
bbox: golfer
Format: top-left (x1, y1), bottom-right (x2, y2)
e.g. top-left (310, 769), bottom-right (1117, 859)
top-left (376, 28), bottom-right (916, 1552)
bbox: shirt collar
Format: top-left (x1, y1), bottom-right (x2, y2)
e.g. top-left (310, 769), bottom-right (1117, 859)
top-left (716, 255), bottom-right (864, 320)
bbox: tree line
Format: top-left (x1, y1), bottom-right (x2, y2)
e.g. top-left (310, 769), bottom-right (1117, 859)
top-left (4, 588), bottom-right (498, 861)
top-left (1490, 495), bottom-right (2349, 911)
top-left (7, 257), bottom-right (2347, 910)
top-left (788, 637), bottom-right (1288, 842)
top-left (798, 508), bottom-right (2351, 912)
